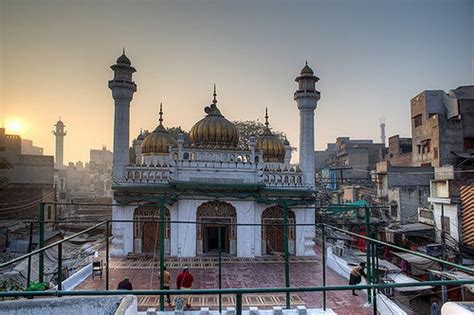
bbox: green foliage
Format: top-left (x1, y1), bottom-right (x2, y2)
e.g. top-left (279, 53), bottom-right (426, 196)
top-left (232, 120), bottom-right (287, 149)
top-left (166, 126), bottom-right (188, 141)
top-left (26, 281), bottom-right (48, 291)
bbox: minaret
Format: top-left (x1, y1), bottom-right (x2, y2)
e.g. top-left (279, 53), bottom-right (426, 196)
top-left (294, 62), bottom-right (320, 187)
top-left (52, 118), bottom-right (66, 169)
top-left (109, 49), bottom-right (137, 180)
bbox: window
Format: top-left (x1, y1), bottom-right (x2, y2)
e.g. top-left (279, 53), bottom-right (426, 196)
top-left (413, 115), bottom-right (423, 127)
top-left (46, 205), bottom-right (52, 220)
top-left (390, 203), bottom-right (398, 218)
top-left (464, 138), bottom-right (474, 149)
top-left (442, 216), bottom-right (450, 234)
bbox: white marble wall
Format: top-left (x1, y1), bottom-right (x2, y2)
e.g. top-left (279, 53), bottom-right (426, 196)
top-left (111, 202), bottom-right (134, 257)
top-left (229, 200), bottom-right (257, 257)
top-left (112, 198), bottom-right (315, 258)
top-left (175, 199), bottom-right (199, 257)
top-left (170, 203), bottom-right (179, 256)
top-left (294, 206), bottom-right (316, 256)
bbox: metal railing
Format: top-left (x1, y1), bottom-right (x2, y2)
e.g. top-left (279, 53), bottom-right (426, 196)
top-left (1, 202), bottom-right (474, 315)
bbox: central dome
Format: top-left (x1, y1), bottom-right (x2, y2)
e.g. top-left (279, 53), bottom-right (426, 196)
top-left (189, 88), bottom-right (239, 149)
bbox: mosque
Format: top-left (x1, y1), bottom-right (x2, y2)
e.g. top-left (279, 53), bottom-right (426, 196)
top-left (108, 52), bottom-right (321, 258)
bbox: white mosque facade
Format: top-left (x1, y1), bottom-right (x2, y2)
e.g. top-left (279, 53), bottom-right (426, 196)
top-left (109, 52), bottom-right (320, 258)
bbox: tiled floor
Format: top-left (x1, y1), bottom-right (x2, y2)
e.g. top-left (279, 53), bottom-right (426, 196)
top-left (77, 256), bottom-right (372, 314)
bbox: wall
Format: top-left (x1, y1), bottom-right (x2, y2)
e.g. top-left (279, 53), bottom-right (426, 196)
top-left (388, 186), bottom-right (430, 224)
top-left (433, 202), bottom-right (460, 243)
top-left (0, 296), bottom-right (132, 315)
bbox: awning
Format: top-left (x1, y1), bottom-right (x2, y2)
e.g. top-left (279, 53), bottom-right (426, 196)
top-left (386, 272), bottom-right (433, 292)
top-left (396, 223), bottom-right (434, 233)
top-left (392, 252), bottom-right (437, 275)
top-left (428, 269), bottom-right (474, 293)
top-left (392, 252), bottom-right (433, 264)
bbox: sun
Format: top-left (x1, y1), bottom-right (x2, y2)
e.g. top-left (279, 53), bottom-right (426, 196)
top-left (6, 120), bottom-right (22, 134)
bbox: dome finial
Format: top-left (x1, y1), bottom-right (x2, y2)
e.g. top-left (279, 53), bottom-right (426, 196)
top-left (213, 84), bottom-right (217, 104)
top-left (305, 60), bottom-right (308, 66)
top-left (123, 47), bottom-right (126, 54)
top-left (159, 102), bottom-right (163, 125)
top-left (265, 107), bottom-right (269, 128)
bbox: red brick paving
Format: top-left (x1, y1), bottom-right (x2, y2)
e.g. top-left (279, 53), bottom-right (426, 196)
top-left (77, 255), bottom-right (372, 314)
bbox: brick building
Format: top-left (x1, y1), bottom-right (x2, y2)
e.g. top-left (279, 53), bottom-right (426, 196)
top-left (0, 128), bottom-right (55, 220)
top-left (410, 86), bottom-right (474, 167)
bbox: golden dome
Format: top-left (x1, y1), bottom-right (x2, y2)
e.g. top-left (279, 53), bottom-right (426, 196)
top-left (141, 104), bottom-right (177, 155)
top-left (256, 108), bottom-right (285, 163)
top-left (189, 86), bottom-right (239, 149)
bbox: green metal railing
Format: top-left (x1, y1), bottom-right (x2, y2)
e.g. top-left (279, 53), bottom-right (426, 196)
top-left (2, 202), bottom-right (474, 315)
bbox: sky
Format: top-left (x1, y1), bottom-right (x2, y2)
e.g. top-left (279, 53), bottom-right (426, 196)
top-left (1, 0), bottom-right (473, 163)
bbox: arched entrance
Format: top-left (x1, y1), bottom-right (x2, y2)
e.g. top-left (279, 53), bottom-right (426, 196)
top-left (196, 201), bottom-right (237, 255)
top-left (262, 206), bottom-right (296, 255)
top-left (133, 206), bottom-right (170, 255)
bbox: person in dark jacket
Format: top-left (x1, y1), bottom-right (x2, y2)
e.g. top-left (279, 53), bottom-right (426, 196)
top-left (117, 277), bottom-right (133, 290)
top-left (349, 262), bottom-right (366, 296)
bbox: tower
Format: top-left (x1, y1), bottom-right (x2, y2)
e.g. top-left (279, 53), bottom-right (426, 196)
top-left (52, 118), bottom-right (66, 169)
top-left (109, 49), bottom-right (137, 180)
top-left (294, 62), bottom-right (320, 187)
top-left (380, 117), bottom-right (386, 146)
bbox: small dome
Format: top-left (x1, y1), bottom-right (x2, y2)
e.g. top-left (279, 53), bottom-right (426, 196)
top-left (137, 130), bottom-right (146, 141)
top-left (116, 53), bottom-right (131, 65)
top-left (256, 109), bottom-right (285, 163)
top-left (189, 87), bottom-right (239, 149)
top-left (300, 63), bottom-right (314, 75)
top-left (141, 104), bottom-right (177, 154)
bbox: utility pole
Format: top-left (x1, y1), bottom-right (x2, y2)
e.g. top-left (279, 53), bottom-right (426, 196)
top-left (441, 202), bottom-right (447, 304)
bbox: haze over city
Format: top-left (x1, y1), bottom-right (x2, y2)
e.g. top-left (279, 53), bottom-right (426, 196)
top-left (1, 0), bottom-right (473, 163)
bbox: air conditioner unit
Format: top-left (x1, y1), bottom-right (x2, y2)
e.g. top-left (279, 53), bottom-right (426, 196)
top-left (333, 245), bottom-right (347, 257)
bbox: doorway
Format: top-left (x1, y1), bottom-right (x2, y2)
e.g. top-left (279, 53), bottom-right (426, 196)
top-left (142, 222), bottom-right (159, 253)
top-left (203, 225), bottom-right (228, 254)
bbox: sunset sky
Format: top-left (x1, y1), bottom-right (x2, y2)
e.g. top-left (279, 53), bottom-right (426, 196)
top-left (1, 0), bottom-right (473, 163)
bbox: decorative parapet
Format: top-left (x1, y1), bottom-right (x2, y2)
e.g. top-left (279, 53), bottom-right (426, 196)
top-left (261, 163), bottom-right (305, 188)
top-left (123, 165), bottom-right (170, 184)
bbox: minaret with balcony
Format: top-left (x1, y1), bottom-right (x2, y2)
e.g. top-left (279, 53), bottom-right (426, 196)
top-left (109, 49), bottom-right (137, 180)
top-left (294, 62), bottom-right (320, 187)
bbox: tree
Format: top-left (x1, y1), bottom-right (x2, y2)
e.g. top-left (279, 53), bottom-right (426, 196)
top-left (232, 120), bottom-right (287, 149)
top-left (167, 126), bottom-right (188, 141)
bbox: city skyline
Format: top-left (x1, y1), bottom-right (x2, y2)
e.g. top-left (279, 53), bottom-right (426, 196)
top-left (1, 0), bottom-right (473, 163)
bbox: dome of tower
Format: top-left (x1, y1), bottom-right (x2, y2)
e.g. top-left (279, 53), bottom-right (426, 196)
top-left (141, 105), bottom-right (177, 154)
top-left (116, 53), bottom-right (131, 65)
top-left (256, 109), bottom-right (285, 163)
top-left (300, 63), bottom-right (314, 75)
top-left (137, 130), bottom-right (146, 141)
top-left (189, 88), bottom-right (239, 149)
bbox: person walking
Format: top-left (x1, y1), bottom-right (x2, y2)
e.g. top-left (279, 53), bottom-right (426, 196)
top-left (176, 267), bottom-right (194, 309)
top-left (161, 266), bottom-right (173, 308)
top-left (117, 277), bottom-right (133, 290)
top-left (431, 299), bottom-right (441, 315)
top-left (349, 262), bottom-right (367, 296)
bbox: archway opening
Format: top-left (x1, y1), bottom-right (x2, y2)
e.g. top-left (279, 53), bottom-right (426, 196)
top-left (196, 201), bottom-right (237, 256)
top-left (133, 205), bottom-right (170, 255)
top-left (262, 206), bottom-right (296, 255)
